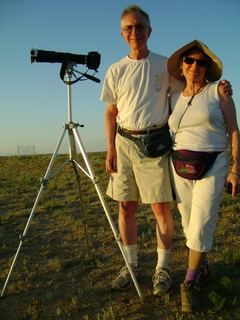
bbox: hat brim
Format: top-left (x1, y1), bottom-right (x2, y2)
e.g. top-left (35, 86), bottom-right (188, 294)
top-left (167, 40), bottom-right (223, 82)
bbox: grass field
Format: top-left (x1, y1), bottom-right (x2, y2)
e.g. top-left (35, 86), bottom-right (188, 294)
top-left (0, 153), bottom-right (240, 320)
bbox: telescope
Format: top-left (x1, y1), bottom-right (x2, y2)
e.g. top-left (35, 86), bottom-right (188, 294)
top-left (31, 49), bottom-right (101, 71)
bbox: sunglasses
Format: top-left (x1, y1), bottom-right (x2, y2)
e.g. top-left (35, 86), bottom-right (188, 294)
top-left (183, 57), bottom-right (208, 67)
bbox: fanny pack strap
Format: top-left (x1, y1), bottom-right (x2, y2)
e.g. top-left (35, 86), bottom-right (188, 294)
top-left (117, 125), bottom-right (169, 142)
top-left (118, 126), bottom-right (139, 142)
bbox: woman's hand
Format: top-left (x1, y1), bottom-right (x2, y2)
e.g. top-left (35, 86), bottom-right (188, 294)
top-left (226, 172), bottom-right (239, 197)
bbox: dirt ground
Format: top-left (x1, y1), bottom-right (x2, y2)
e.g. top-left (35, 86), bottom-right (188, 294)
top-left (0, 154), bottom-right (240, 319)
top-left (1, 207), bottom-right (240, 320)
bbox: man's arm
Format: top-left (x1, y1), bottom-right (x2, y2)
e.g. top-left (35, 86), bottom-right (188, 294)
top-left (104, 103), bottom-right (118, 173)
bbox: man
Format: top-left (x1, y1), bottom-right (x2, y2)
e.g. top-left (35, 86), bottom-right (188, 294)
top-left (100, 5), bottom-right (231, 296)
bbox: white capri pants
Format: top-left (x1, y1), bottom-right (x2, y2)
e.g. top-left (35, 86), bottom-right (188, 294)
top-left (170, 150), bottom-right (228, 252)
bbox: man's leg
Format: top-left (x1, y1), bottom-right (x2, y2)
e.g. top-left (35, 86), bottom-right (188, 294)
top-left (151, 202), bottom-right (174, 295)
top-left (118, 201), bottom-right (138, 246)
top-left (152, 202), bottom-right (173, 249)
top-left (112, 201), bottom-right (141, 290)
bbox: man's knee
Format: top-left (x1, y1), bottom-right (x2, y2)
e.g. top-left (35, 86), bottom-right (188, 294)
top-left (119, 201), bottom-right (138, 215)
top-left (151, 202), bottom-right (170, 214)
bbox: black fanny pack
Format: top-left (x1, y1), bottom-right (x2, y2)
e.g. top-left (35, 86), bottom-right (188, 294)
top-left (118, 125), bottom-right (172, 158)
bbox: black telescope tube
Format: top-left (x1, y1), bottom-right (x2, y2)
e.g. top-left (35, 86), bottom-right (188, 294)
top-left (30, 49), bottom-right (100, 70)
top-left (31, 49), bottom-right (86, 64)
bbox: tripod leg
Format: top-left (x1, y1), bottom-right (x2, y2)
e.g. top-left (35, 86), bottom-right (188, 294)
top-left (71, 161), bottom-right (90, 255)
top-left (1, 128), bottom-right (67, 298)
top-left (67, 122), bottom-right (91, 256)
top-left (72, 127), bottom-right (142, 298)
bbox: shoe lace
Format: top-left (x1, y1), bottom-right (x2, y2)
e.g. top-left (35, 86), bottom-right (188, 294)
top-left (118, 266), bottom-right (129, 278)
top-left (200, 266), bottom-right (208, 275)
top-left (197, 265), bottom-right (210, 284)
top-left (153, 269), bottom-right (169, 283)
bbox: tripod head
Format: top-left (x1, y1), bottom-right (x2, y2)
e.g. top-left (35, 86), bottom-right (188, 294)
top-left (60, 61), bottom-right (101, 85)
top-left (30, 48), bottom-right (101, 84)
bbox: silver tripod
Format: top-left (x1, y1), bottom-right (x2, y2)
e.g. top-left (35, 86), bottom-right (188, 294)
top-left (1, 63), bottom-right (142, 298)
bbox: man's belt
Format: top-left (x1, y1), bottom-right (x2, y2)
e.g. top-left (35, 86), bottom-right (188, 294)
top-left (118, 126), bottom-right (168, 136)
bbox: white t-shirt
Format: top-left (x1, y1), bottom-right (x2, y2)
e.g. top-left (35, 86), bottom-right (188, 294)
top-left (100, 51), bottom-right (182, 129)
top-left (168, 83), bottom-right (228, 152)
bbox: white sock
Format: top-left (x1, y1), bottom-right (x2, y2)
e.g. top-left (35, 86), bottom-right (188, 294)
top-left (156, 248), bottom-right (171, 271)
top-left (123, 244), bottom-right (138, 267)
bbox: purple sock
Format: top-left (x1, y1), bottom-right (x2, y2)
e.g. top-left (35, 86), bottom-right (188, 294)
top-left (185, 268), bottom-right (199, 284)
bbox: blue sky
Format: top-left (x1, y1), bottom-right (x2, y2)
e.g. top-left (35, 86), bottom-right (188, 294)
top-left (0, 0), bottom-right (239, 156)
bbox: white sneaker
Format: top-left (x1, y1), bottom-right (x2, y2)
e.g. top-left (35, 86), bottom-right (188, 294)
top-left (112, 264), bottom-right (141, 291)
top-left (152, 268), bottom-right (173, 295)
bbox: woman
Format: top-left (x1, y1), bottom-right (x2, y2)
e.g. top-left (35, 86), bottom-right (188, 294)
top-left (167, 40), bottom-right (239, 312)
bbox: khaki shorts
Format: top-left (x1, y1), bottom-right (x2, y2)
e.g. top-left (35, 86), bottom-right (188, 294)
top-left (106, 132), bottom-right (173, 203)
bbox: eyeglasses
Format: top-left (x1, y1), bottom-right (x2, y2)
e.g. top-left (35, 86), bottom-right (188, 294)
top-left (122, 24), bottom-right (147, 34)
top-left (183, 57), bottom-right (208, 67)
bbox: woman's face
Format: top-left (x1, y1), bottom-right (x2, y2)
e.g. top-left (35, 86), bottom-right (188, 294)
top-left (181, 49), bottom-right (208, 83)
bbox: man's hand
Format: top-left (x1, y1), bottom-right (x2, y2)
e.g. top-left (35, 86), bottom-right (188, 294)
top-left (220, 79), bottom-right (233, 95)
top-left (105, 148), bottom-right (117, 173)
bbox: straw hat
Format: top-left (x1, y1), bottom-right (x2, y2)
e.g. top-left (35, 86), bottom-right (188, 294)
top-left (167, 40), bottom-right (222, 82)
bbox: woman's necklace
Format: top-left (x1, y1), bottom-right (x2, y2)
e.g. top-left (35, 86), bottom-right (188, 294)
top-left (173, 83), bottom-right (206, 141)
top-left (186, 84), bottom-right (205, 106)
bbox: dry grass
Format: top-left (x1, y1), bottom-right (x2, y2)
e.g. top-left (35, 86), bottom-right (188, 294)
top-left (0, 153), bottom-right (240, 320)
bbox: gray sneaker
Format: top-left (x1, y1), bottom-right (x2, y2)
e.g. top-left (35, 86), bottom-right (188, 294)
top-left (180, 281), bottom-right (201, 312)
top-left (112, 265), bottom-right (141, 291)
top-left (152, 268), bottom-right (173, 296)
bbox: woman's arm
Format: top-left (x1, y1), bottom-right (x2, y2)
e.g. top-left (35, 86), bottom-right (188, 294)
top-left (219, 84), bottom-right (240, 197)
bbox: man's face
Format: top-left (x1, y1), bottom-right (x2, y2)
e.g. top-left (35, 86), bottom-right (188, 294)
top-left (121, 12), bottom-right (151, 51)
